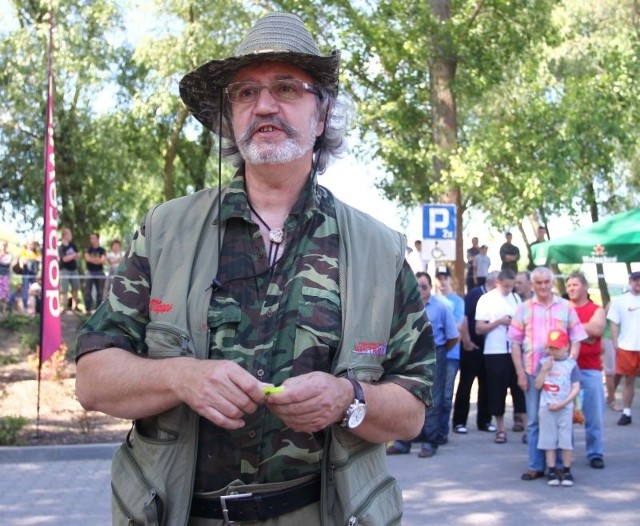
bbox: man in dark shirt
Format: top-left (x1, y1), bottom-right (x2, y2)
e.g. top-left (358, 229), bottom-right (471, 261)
top-left (500, 232), bottom-right (520, 273)
top-left (83, 232), bottom-right (106, 314)
top-left (58, 227), bottom-right (81, 311)
top-left (465, 237), bottom-right (480, 292)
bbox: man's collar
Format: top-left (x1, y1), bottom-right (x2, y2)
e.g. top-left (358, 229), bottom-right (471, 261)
top-left (218, 170), bottom-right (320, 224)
top-left (532, 293), bottom-right (561, 306)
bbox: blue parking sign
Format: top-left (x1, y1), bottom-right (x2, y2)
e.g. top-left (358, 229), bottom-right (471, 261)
top-left (422, 204), bottom-right (456, 240)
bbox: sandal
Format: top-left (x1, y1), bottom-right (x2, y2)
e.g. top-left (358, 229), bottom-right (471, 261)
top-left (495, 431), bottom-right (507, 444)
top-left (608, 400), bottom-right (622, 412)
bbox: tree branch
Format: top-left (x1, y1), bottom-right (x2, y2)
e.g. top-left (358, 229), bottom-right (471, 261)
top-left (467, 0), bottom-right (487, 29)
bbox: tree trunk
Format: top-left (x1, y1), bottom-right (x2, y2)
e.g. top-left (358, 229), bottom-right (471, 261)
top-left (163, 105), bottom-right (190, 201)
top-left (538, 208), bottom-right (566, 296)
top-left (429, 0), bottom-right (463, 291)
top-left (586, 181), bottom-right (610, 305)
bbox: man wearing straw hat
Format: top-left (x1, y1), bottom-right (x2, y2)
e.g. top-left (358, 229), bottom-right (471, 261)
top-left (76, 12), bottom-right (434, 526)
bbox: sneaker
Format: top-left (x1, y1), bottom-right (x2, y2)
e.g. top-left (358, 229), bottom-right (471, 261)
top-left (454, 425), bottom-right (468, 434)
top-left (547, 471), bottom-right (560, 486)
top-left (590, 457), bottom-right (605, 469)
top-left (480, 423), bottom-right (497, 432)
top-left (561, 472), bottom-right (574, 487)
top-left (617, 414), bottom-right (632, 426)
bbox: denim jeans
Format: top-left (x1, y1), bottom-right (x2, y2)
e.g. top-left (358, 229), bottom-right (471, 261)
top-left (84, 271), bottom-right (105, 312)
top-left (440, 358), bottom-right (460, 438)
top-left (580, 369), bottom-right (605, 460)
top-left (22, 274), bottom-right (36, 309)
top-left (524, 373), bottom-right (546, 472)
top-left (392, 344), bottom-right (447, 453)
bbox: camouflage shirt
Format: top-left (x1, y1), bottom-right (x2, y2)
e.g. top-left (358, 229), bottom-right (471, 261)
top-left (77, 173), bottom-right (433, 492)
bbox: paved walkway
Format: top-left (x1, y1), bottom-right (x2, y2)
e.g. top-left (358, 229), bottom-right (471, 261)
top-left (1, 401), bottom-right (638, 525)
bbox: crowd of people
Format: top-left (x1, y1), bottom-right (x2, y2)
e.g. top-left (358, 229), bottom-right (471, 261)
top-left (391, 235), bottom-right (640, 489)
top-left (0, 228), bottom-right (124, 316)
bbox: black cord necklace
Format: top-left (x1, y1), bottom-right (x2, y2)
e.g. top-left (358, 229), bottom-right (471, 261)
top-left (247, 202), bottom-right (284, 267)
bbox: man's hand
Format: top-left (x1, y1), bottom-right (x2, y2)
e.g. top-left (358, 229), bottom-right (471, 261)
top-left (264, 372), bottom-right (351, 433)
top-left (517, 372), bottom-right (528, 392)
top-left (178, 359), bottom-right (266, 430)
top-left (463, 340), bottom-right (479, 351)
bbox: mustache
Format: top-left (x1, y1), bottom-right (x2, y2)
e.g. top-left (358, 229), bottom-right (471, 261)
top-left (238, 117), bottom-right (300, 147)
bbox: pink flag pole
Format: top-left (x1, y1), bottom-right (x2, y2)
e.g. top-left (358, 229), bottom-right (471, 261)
top-left (37, 2), bottom-right (62, 435)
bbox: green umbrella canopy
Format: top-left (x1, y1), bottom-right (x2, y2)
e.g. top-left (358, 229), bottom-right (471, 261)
top-left (531, 209), bottom-right (640, 265)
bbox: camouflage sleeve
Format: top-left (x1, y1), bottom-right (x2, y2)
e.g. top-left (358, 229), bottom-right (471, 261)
top-left (379, 260), bottom-right (435, 406)
top-left (75, 222), bottom-right (151, 361)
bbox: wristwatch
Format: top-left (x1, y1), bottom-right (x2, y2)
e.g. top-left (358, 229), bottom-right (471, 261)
top-left (341, 373), bottom-right (367, 429)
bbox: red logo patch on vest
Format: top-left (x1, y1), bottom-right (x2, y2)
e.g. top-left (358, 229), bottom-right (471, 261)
top-left (150, 298), bottom-right (173, 313)
top-left (353, 341), bottom-right (387, 356)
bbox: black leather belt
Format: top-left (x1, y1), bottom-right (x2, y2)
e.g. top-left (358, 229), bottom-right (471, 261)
top-left (190, 477), bottom-right (321, 523)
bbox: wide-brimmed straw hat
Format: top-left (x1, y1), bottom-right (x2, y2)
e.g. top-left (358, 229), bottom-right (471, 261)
top-left (179, 12), bottom-right (340, 135)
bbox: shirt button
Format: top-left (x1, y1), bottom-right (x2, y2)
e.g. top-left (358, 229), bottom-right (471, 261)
top-left (256, 369), bottom-right (265, 377)
top-left (257, 251), bottom-right (264, 259)
top-left (248, 430), bottom-right (256, 439)
top-left (266, 310), bottom-right (273, 318)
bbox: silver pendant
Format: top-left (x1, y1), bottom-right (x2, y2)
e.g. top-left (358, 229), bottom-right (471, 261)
top-left (269, 229), bottom-right (284, 244)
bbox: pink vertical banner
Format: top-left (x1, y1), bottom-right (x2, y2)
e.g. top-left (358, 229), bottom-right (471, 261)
top-left (40, 9), bottom-right (61, 364)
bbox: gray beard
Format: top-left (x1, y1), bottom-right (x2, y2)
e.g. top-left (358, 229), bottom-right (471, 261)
top-left (238, 115), bottom-right (318, 165)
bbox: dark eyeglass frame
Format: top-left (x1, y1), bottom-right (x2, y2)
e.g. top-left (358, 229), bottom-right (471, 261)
top-left (225, 79), bottom-right (321, 104)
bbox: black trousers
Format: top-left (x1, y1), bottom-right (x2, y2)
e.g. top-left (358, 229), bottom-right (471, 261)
top-left (452, 347), bottom-right (491, 428)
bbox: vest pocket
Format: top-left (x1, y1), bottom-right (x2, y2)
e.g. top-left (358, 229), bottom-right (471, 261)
top-left (112, 439), bottom-right (166, 525)
top-left (145, 321), bottom-right (192, 358)
top-left (327, 427), bottom-right (402, 526)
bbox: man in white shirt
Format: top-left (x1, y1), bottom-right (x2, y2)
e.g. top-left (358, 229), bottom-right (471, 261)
top-left (475, 270), bottom-right (525, 443)
top-left (607, 271), bottom-right (640, 425)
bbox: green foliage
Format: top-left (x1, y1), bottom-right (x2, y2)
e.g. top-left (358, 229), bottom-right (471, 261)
top-left (0, 416), bottom-right (29, 446)
top-left (0, 312), bottom-right (38, 332)
top-left (455, 0), bottom-right (640, 231)
top-left (2, 0), bottom-right (639, 249)
top-left (21, 331), bottom-right (40, 354)
top-left (299, 0), bottom-right (560, 209)
top-left (0, 352), bottom-right (22, 365)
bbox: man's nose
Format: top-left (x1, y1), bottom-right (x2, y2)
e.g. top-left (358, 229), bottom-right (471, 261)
top-left (254, 86), bottom-right (279, 111)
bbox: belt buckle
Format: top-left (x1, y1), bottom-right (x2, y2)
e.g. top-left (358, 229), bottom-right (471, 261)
top-left (220, 492), bottom-right (253, 525)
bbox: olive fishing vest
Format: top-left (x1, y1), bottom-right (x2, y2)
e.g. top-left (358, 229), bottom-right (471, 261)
top-left (111, 187), bottom-right (406, 526)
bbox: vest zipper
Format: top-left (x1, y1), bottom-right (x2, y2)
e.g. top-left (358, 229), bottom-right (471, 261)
top-left (111, 483), bottom-right (144, 526)
top-left (345, 476), bottom-right (399, 526)
top-left (121, 445), bottom-right (164, 524)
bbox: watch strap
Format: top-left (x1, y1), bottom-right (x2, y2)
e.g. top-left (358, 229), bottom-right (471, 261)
top-left (347, 377), bottom-right (365, 403)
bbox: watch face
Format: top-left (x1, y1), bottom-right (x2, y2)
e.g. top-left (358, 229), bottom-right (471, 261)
top-left (348, 403), bottom-right (367, 428)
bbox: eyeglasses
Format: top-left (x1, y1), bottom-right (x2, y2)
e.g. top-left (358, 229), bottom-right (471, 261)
top-left (225, 79), bottom-right (321, 104)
